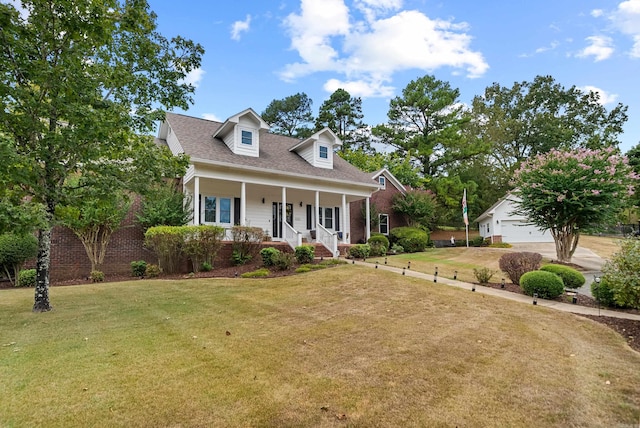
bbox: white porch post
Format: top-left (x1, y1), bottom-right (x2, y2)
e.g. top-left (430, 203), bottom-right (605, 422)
top-left (315, 191), bottom-right (320, 230)
top-left (193, 176), bottom-right (200, 225)
top-left (341, 194), bottom-right (347, 243)
top-left (365, 196), bottom-right (371, 241)
top-left (282, 187), bottom-right (287, 232)
top-left (240, 182), bottom-right (246, 226)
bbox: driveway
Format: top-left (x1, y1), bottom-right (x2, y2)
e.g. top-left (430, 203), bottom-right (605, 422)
top-left (510, 243), bottom-right (605, 298)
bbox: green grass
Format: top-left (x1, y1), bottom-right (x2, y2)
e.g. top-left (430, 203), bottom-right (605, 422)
top-left (1, 266), bottom-right (639, 427)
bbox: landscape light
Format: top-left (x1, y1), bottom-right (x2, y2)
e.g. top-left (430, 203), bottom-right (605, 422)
top-left (471, 283), bottom-right (476, 292)
top-left (407, 261), bottom-right (411, 269)
top-left (402, 268), bottom-right (406, 276)
top-left (375, 261), bottom-right (378, 269)
top-left (454, 270), bottom-right (458, 280)
top-left (384, 257), bottom-right (387, 265)
top-left (434, 270), bottom-right (438, 283)
top-left (533, 293), bottom-right (538, 305)
top-left (501, 278), bottom-right (505, 289)
top-left (572, 293), bottom-right (577, 304)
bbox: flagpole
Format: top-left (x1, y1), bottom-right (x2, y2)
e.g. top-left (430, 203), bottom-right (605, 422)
top-left (462, 188), bottom-right (469, 247)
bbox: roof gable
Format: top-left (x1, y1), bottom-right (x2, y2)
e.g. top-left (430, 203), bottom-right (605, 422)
top-left (212, 109), bottom-right (269, 158)
top-left (372, 168), bottom-right (406, 194)
top-left (289, 128), bottom-right (343, 169)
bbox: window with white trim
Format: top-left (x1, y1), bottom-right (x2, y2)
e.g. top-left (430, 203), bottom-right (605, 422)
top-left (319, 145), bottom-right (328, 159)
top-left (379, 213), bottom-right (389, 235)
top-left (241, 130), bottom-right (253, 145)
top-left (203, 196), bottom-right (232, 224)
top-left (317, 206), bottom-right (336, 229)
top-left (379, 176), bottom-right (386, 189)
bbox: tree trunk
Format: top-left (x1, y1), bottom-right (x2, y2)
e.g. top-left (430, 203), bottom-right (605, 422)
top-left (33, 227), bottom-right (52, 312)
top-left (551, 226), bottom-right (580, 263)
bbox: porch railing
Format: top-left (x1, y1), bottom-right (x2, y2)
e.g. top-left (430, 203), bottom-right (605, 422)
top-left (284, 222), bottom-right (302, 251)
top-left (317, 224), bottom-right (339, 257)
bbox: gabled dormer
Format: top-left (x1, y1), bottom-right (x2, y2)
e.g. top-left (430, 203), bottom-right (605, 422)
top-left (289, 128), bottom-right (343, 169)
top-left (213, 108), bottom-right (269, 158)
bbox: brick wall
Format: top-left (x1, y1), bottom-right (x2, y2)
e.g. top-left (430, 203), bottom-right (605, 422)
top-left (350, 180), bottom-right (406, 244)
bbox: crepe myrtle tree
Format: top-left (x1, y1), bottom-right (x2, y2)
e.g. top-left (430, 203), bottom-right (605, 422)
top-left (511, 148), bottom-right (638, 262)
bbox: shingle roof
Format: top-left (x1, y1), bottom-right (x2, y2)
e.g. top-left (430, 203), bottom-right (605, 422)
top-left (158, 112), bottom-right (379, 187)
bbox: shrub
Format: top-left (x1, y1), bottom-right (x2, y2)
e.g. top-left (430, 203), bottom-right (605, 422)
top-left (201, 261), bottom-right (212, 272)
top-left (241, 268), bottom-right (270, 278)
top-left (601, 238), bottom-right (640, 309)
top-left (520, 270), bottom-right (565, 299)
top-left (145, 264), bottom-right (161, 278)
top-left (273, 251), bottom-right (295, 271)
top-left (136, 184), bottom-right (192, 230)
top-left (389, 227), bottom-right (429, 253)
top-left (540, 264), bottom-right (585, 289)
top-left (499, 252), bottom-right (542, 285)
top-left (90, 270), bottom-right (104, 283)
top-left (231, 226), bottom-right (264, 266)
top-left (349, 244), bottom-right (370, 259)
top-left (591, 277), bottom-right (619, 308)
top-left (390, 243), bottom-right (404, 254)
top-left (294, 245), bottom-right (315, 264)
top-left (144, 226), bottom-right (185, 273)
top-left (131, 260), bottom-right (147, 277)
top-left (295, 266), bottom-right (312, 274)
top-left (473, 267), bottom-right (496, 284)
top-left (368, 234), bottom-right (389, 256)
top-left (17, 269), bottom-right (36, 287)
top-left (182, 225), bottom-right (225, 272)
top-left (470, 236), bottom-right (486, 247)
top-left (260, 247), bottom-right (281, 267)
top-left (0, 233), bottom-right (38, 286)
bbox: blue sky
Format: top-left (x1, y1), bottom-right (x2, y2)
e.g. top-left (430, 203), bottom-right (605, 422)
top-left (148, 0), bottom-right (640, 153)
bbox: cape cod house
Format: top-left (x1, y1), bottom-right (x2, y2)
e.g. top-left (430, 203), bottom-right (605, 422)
top-left (475, 192), bottom-right (553, 244)
top-left (157, 109), bottom-right (381, 257)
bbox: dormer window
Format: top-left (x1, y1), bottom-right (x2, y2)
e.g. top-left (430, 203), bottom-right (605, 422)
top-left (319, 146), bottom-right (328, 159)
top-left (241, 130), bottom-right (253, 145)
top-left (379, 176), bottom-right (386, 189)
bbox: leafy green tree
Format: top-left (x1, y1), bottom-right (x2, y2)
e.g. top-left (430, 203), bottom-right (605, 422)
top-left (626, 143), bottom-right (640, 214)
top-left (602, 238), bottom-right (640, 309)
top-left (431, 177), bottom-right (478, 226)
top-left (56, 188), bottom-right (131, 274)
top-left (136, 182), bottom-right (193, 229)
top-left (261, 92), bottom-right (314, 138)
top-left (0, 233), bottom-right (38, 286)
top-left (471, 75), bottom-right (629, 187)
top-left (316, 89), bottom-right (369, 152)
top-left (372, 75), bottom-right (482, 177)
top-left (512, 148), bottom-right (638, 262)
top-left (0, 0), bottom-right (202, 311)
top-left (392, 189), bottom-right (438, 229)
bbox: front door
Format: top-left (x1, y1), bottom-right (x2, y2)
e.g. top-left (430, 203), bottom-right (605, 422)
top-left (272, 202), bottom-right (293, 238)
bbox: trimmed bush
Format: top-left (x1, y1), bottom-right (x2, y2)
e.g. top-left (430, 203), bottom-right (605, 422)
top-left (601, 238), bottom-right (640, 309)
top-left (540, 264), bottom-right (585, 289)
top-left (17, 269), bottom-right (36, 287)
top-left (0, 233), bottom-right (38, 286)
top-left (473, 267), bottom-right (496, 284)
top-left (201, 261), bottom-right (212, 272)
top-left (131, 260), bottom-right (147, 277)
top-left (470, 236), bottom-right (486, 247)
top-left (591, 277), bottom-right (619, 308)
top-left (182, 225), bottom-right (225, 272)
top-left (145, 264), bottom-right (161, 278)
top-left (390, 243), bottom-right (404, 254)
top-left (520, 270), bottom-right (565, 299)
top-left (90, 270), bottom-right (104, 283)
top-left (368, 234), bottom-right (389, 257)
top-left (499, 252), bottom-right (542, 285)
top-left (231, 226), bottom-right (264, 266)
top-left (294, 245), bottom-right (315, 264)
top-left (260, 247), bottom-right (281, 267)
top-left (349, 244), bottom-right (370, 259)
top-left (241, 268), bottom-right (270, 278)
top-left (389, 227), bottom-right (429, 253)
top-left (273, 252), bottom-right (295, 271)
top-left (144, 226), bottom-right (185, 273)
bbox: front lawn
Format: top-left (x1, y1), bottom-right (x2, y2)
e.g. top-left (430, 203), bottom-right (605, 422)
top-left (1, 266), bottom-right (638, 426)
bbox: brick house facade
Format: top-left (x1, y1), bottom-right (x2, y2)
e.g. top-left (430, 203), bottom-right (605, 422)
top-left (349, 169), bottom-right (407, 244)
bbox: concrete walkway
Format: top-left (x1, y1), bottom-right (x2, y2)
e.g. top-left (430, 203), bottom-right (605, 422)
top-left (353, 259), bottom-right (640, 321)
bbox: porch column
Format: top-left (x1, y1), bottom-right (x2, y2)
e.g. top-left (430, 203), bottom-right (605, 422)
top-left (193, 176), bottom-right (200, 225)
top-left (365, 196), bottom-right (371, 241)
top-left (240, 182), bottom-right (246, 226)
top-left (281, 187), bottom-right (287, 230)
top-left (341, 194), bottom-right (347, 243)
top-left (315, 191), bottom-right (320, 229)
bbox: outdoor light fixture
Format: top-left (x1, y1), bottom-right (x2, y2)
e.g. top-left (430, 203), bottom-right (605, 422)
top-left (375, 261), bottom-right (378, 269)
top-left (594, 276), bottom-right (601, 316)
top-left (320, 256), bottom-right (323, 261)
top-left (234, 271), bottom-right (238, 278)
top-left (454, 270), bottom-right (458, 280)
top-left (402, 268), bottom-right (406, 275)
top-left (434, 270), bottom-right (438, 283)
top-left (472, 283), bottom-right (476, 292)
top-left (352, 260), bottom-right (355, 264)
top-left (407, 261), bottom-right (411, 269)
top-left (261, 198), bottom-right (265, 204)
top-left (533, 293), bottom-right (538, 305)
top-left (299, 201), bottom-right (303, 207)
top-left (384, 257), bottom-right (387, 265)
top-left (501, 278), bottom-right (505, 289)
top-left (572, 293), bottom-right (578, 304)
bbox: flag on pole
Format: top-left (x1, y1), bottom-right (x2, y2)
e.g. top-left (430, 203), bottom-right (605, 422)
top-left (462, 189), bottom-right (468, 226)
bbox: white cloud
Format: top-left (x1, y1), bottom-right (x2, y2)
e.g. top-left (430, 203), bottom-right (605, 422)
top-left (611, 0), bottom-right (640, 57)
top-left (324, 77), bottom-right (395, 98)
top-left (578, 85), bottom-right (619, 105)
top-left (591, 9), bottom-right (604, 18)
top-left (202, 113), bottom-right (223, 122)
top-left (535, 41), bottom-right (560, 54)
top-left (281, 0), bottom-right (488, 97)
top-left (231, 15), bottom-right (252, 41)
top-left (181, 68), bottom-right (205, 88)
top-left (576, 35), bottom-right (614, 61)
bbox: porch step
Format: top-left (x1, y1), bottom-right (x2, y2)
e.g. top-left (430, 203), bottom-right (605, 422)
top-left (312, 243), bottom-right (334, 258)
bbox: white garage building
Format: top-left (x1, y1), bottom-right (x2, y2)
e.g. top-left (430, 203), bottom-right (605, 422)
top-left (475, 193), bottom-right (553, 244)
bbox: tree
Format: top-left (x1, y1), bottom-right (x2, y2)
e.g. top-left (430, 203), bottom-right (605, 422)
top-left (136, 182), bottom-right (193, 230)
top-left (372, 74), bottom-right (482, 177)
top-left (0, 0), bottom-right (202, 311)
top-left (602, 238), bottom-right (640, 309)
top-left (392, 189), bottom-right (438, 229)
top-left (261, 93), bottom-right (314, 138)
top-left (56, 188), bottom-right (131, 274)
top-left (470, 75), bottom-right (629, 186)
top-left (315, 89), bottom-right (369, 152)
top-left (511, 148), bottom-right (638, 262)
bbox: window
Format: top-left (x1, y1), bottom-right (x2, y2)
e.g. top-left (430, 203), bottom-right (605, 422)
top-left (323, 207), bottom-right (333, 229)
top-left (203, 196), bottom-right (232, 224)
top-left (379, 176), bottom-right (386, 189)
top-left (319, 145), bottom-right (328, 159)
top-left (379, 214), bottom-right (389, 235)
top-left (241, 130), bottom-right (253, 145)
